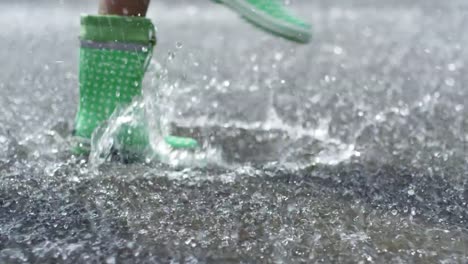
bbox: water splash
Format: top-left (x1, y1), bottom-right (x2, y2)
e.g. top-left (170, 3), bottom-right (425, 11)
top-left (89, 46), bottom-right (223, 169)
top-left (89, 41), bottom-right (360, 168)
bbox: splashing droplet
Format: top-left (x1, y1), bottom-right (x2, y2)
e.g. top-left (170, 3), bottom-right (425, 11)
top-left (444, 78), bottom-right (455, 86)
top-left (274, 52), bottom-right (284, 61)
top-left (168, 51), bottom-right (175, 61)
top-left (447, 63), bottom-right (456, 71)
top-left (333, 46), bottom-right (343, 55)
top-left (249, 85), bottom-right (259, 92)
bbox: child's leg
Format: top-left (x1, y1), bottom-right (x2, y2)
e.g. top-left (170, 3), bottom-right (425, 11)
top-left (99, 0), bottom-right (150, 16)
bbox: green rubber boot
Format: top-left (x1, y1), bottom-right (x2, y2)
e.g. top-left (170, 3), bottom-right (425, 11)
top-left (73, 15), bottom-right (198, 155)
top-left (215, 0), bottom-right (311, 43)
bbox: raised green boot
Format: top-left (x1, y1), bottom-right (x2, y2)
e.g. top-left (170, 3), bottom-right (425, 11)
top-left (73, 15), bottom-right (198, 155)
top-left (215, 0), bottom-right (311, 43)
